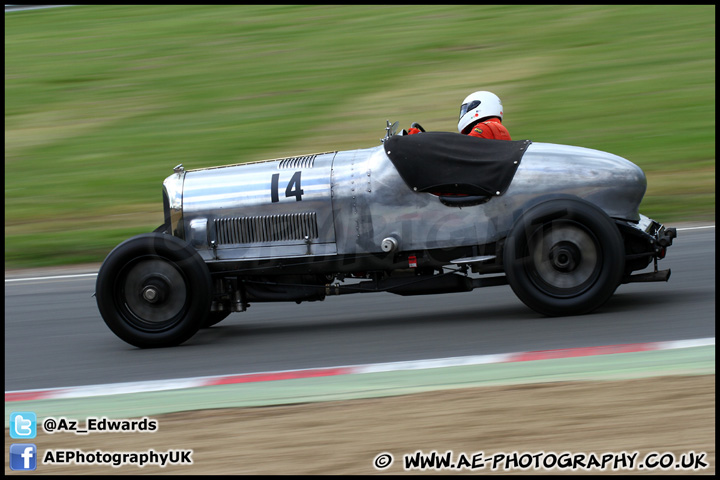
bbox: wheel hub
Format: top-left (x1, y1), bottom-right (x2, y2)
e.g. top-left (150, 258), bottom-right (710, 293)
top-left (142, 286), bottom-right (159, 302)
top-left (122, 258), bottom-right (187, 326)
top-left (140, 279), bottom-right (168, 304)
top-left (530, 222), bottom-right (600, 292)
top-left (549, 242), bottom-right (580, 272)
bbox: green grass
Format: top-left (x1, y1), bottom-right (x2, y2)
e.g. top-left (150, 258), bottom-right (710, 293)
top-left (5, 5), bottom-right (715, 268)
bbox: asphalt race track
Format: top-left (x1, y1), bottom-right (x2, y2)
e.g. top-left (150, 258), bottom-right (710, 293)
top-left (4, 226), bottom-right (714, 392)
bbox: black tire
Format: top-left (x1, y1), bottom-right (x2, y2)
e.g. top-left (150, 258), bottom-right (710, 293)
top-left (96, 233), bottom-right (211, 348)
top-left (201, 311), bottom-right (231, 328)
top-left (503, 198), bottom-right (625, 316)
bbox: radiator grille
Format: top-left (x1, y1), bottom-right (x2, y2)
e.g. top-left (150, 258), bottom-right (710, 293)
top-left (214, 212), bottom-right (319, 245)
top-left (278, 155), bottom-right (316, 169)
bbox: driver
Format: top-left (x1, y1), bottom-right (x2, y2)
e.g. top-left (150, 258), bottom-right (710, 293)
top-left (408, 90), bottom-right (511, 140)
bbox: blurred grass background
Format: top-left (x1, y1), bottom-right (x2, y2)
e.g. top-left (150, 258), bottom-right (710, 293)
top-left (5, 5), bottom-right (715, 268)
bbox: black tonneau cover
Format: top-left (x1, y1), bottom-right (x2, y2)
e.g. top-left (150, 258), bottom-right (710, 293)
top-left (384, 132), bottom-right (531, 196)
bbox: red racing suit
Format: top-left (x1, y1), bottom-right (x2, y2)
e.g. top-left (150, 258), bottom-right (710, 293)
top-left (466, 117), bottom-right (511, 140)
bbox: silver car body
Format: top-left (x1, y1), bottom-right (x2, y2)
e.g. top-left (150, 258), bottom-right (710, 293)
top-left (166, 141), bottom-right (646, 265)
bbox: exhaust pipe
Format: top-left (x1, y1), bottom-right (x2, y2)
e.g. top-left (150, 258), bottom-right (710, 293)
top-left (622, 269), bottom-right (671, 284)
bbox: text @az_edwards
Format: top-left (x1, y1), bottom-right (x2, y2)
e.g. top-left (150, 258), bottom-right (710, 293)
top-left (42, 416), bottom-right (157, 434)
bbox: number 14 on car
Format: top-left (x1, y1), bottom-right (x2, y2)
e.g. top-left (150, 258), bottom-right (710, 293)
top-left (271, 171), bottom-right (304, 202)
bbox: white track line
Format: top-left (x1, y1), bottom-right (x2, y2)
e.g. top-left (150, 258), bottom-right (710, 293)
top-left (676, 225), bottom-right (715, 231)
top-left (5, 273), bottom-right (98, 283)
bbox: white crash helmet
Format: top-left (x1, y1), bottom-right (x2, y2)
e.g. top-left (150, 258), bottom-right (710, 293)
top-left (458, 91), bottom-right (504, 134)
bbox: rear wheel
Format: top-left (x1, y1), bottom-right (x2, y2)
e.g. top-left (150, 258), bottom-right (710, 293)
top-left (503, 198), bottom-right (624, 316)
top-left (96, 233), bottom-right (211, 348)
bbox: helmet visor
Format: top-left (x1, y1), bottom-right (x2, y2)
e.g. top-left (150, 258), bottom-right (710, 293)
top-left (459, 100), bottom-right (481, 119)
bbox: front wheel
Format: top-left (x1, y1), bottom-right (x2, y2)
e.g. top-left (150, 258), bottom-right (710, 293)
top-left (96, 233), bottom-right (212, 348)
top-left (202, 311), bottom-right (231, 328)
top-left (503, 198), bottom-right (625, 316)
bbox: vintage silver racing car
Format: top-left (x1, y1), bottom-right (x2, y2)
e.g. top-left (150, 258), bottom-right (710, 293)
top-left (96, 121), bottom-right (676, 348)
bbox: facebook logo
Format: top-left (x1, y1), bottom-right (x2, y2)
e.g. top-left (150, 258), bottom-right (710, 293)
top-left (10, 412), bottom-right (36, 439)
top-left (10, 444), bottom-right (37, 471)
